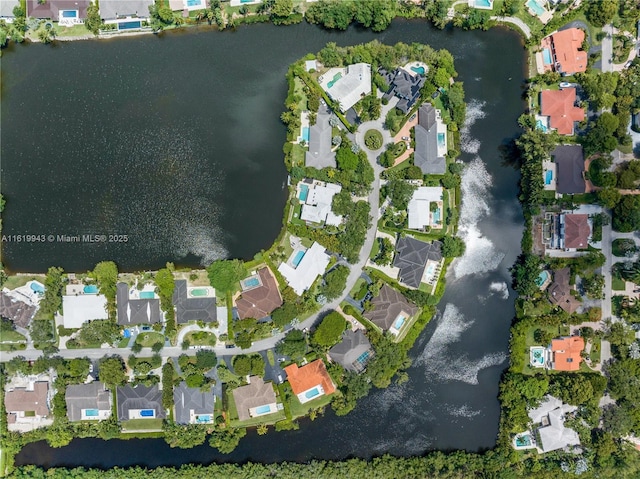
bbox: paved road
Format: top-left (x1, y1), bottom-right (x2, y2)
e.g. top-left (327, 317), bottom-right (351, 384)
top-left (601, 210), bottom-right (614, 322)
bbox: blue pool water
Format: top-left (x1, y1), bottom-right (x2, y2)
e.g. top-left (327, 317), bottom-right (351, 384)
top-left (84, 285), bottom-right (98, 294)
top-left (302, 126), bottom-right (310, 143)
top-left (394, 315), bottom-right (406, 330)
top-left (474, 0), bottom-right (492, 7)
top-left (118, 21), bottom-right (142, 30)
top-left (255, 405), bottom-right (271, 415)
top-left (542, 48), bottom-right (552, 65)
top-left (61, 10), bottom-right (77, 18)
top-left (244, 277), bottom-right (260, 288)
top-left (527, 0), bottom-right (546, 16)
top-left (437, 132), bottom-right (445, 148)
top-left (536, 270), bottom-right (550, 287)
top-left (355, 350), bottom-right (370, 367)
top-left (123, 329), bottom-right (131, 339)
top-left (30, 282), bottom-right (45, 294)
top-left (187, 0), bottom-right (203, 6)
top-left (545, 170), bottom-right (553, 185)
top-left (305, 387), bottom-right (320, 399)
top-left (432, 208), bottom-right (441, 224)
top-left (84, 409), bottom-right (99, 417)
top-left (410, 66), bottom-right (425, 75)
top-left (299, 184), bottom-right (309, 202)
top-left (196, 415), bottom-right (211, 423)
top-left (140, 291), bottom-right (155, 299)
top-left (516, 434), bottom-right (533, 447)
top-left (292, 250), bottom-right (305, 267)
top-left (140, 409), bottom-right (154, 417)
top-left (536, 119), bottom-right (548, 132)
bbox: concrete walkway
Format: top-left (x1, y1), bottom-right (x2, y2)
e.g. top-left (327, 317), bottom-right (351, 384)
top-left (490, 16), bottom-right (532, 40)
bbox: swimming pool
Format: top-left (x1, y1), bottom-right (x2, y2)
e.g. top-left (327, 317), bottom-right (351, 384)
top-left (474, 0), bottom-right (492, 7)
top-left (411, 66), bottom-right (425, 75)
top-left (432, 207), bottom-right (441, 225)
top-left (355, 350), bottom-right (370, 368)
top-left (84, 409), bottom-right (99, 417)
top-left (187, 0), bottom-right (204, 6)
top-left (536, 270), bottom-right (550, 287)
top-left (393, 315), bottom-right (406, 330)
top-left (527, 0), bottom-right (546, 16)
top-left (118, 21), bottom-right (142, 30)
top-left (140, 409), bottom-right (155, 417)
top-left (30, 282), bottom-right (45, 294)
top-left (515, 433), bottom-right (532, 447)
top-left (536, 119), bottom-right (548, 132)
top-left (242, 277), bottom-right (260, 289)
top-left (196, 414), bottom-right (211, 423)
top-left (190, 288), bottom-right (209, 297)
top-left (425, 263), bottom-right (437, 279)
top-left (84, 285), bottom-right (98, 294)
top-left (305, 387), bottom-right (321, 399)
top-left (292, 250), bottom-right (305, 268)
top-left (140, 291), bottom-right (155, 299)
top-left (255, 404), bottom-right (272, 415)
top-left (123, 329), bottom-right (131, 339)
top-left (437, 132), bottom-right (446, 148)
top-left (544, 170), bottom-right (553, 185)
top-left (301, 126), bottom-right (310, 143)
top-left (542, 48), bottom-right (553, 65)
top-left (61, 10), bottom-right (77, 18)
top-left (299, 184), bottom-right (309, 202)
top-left (530, 346), bottom-right (546, 367)
top-left (327, 72), bottom-right (342, 89)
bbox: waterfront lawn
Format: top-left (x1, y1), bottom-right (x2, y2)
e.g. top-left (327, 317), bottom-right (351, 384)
top-left (288, 390), bottom-right (334, 419)
top-left (184, 330), bottom-right (217, 346)
top-left (3, 275), bottom-right (46, 290)
top-left (54, 23), bottom-right (92, 37)
top-left (291, 144), bottom-right (306, 167)
top-left (294, 76), bottom-right (308, 111)
top-left (121, 418), bottom-right (163, 432)
top-left (226, 388), bottom-right (285, 427)
top-left (135, 331), bottom-right (165, 348)
top-left (521, 323), bottom-right (568, 375)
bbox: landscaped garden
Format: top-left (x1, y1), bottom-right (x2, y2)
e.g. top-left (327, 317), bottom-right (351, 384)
top-left (364, 129), bottom-right (383, 150)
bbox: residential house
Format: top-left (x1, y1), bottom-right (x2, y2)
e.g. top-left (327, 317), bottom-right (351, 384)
top-left (116, 384), bottom-right (165, 421)
top-left (0, 293), bottom-right (37, 329)
top-left (284, 359), bottom-right (336, 404)
top-left (540, 89), bottom-right (585, 136)
top-left (173, 381), bottom-right (215, 425)
top-left (172, 280), bottom-right (216, 324)
top-left (236, 267), bottom-right (283, 320)
top-left (414, 103), bottom-right (447, 175)
top-left (0, 0), bottom-right (19, 22)
top-left (116, 282), bottom-right (161, 325)
top-left (305, 60), bottom-right (317, 72)
top-left (26, 0), bottom-right (90, 21)
top-left (393, 236), bottom-right (443, 289)
top-left (552, 145), bottom-right (585, 194)
top-left (328, 329), bottom-right (374, 373)
top-left (65, 382), bottom-right (112, 422)
top-left (363, 284), bottom-right (419, 336)
top-left (232, 376), bottom-right (278, 421)
top-left (62, 284), bottom-right (109, 329)
top-left (380, 67), bottom-right (425, 114)
top-left (407, 186), bottom-right (444, 230)
top-left (305, 104), bottom-right (336, 169)
top-left (5, 382), bottom-right (49, 426)
top-left (540, 28), bottom-right (587, 75)
top-left (548, 268), bottom-right (580, 313)
top-left (278, 242), bottom-right (330, 296)
top-left (528, 395), bottom-right (580, 453)
top-left (99, 0), bottom-right (154, 21)
top-left (319, 63), bottom-right (371, 112)
top-left (300, 181), bottom-right (343, 226)
top-left (551, 336), bottom-right (585, 371)
top-left (543, 212), bottom-right (591, 250)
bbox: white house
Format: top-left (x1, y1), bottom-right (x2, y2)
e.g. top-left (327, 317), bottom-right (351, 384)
top-left (319, 63), bottom-right (372, 112)
top-left (407, 186), bottom-right (443, 230)
top-left (278, 242), bottom-right (330, 296)
top-left (300, 181), bottom-right (343, 226)
top-left (528, 395), bottom-right (580, 453)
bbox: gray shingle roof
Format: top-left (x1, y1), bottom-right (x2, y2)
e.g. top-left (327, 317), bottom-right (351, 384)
top-left (65, 382), bottom-right (111, 422)
top-left (385, 68), bottom-right (425, 114)
top-left (393, 237), bottom-right (442, 289)
top-left (99, 0), bottom-right (154, 20)
top-left (328, 329), bottom-right (374, 373)
top-left (363, 284), bottom-right (419, 331)
top-left (172, 280), bottom-right (217, 324)
top-left (552, 145), bottom-right (585, 195)
top-left (173, 381), bottom-right (215, 425)
top-left (116, 384), bottom-right (165, 421)
top-left (0, 292), bottom-right (36, 329)
top-left (116, 282), bottom-right (161, 325)
top-left (414, 103), bottom-right (446, 175)
top-left (305, 104), bottom-right (336, 169)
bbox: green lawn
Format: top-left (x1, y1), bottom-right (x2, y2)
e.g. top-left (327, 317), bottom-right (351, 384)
top-left (0, 330), bottom-right (27, 342)
top-left (612, 276), bottom-right (626, 291)
top-left (184, 330), bottom-right (217, 346)
top-left (589, 337), bottom-right (602, 364)
top-left (291, 143), bottom-right (306, 166)
top-left (294, 76), bottom-right (308, 111)
top-left (121, 418), bottom-right (163, 432)
top-left (135, 331), bottom-right (165, 348)
top-left (288, 391), bottom-right (334, 419)
top-left (3, 275), bottom-right (46, 290)
top-left (369, 237), bottom-right (380, 261)
top-left (349, 277), bottom-right (366, 298)
top-left (0, 343), bottom-right (27, 352)
top-left (54, 23), bottom-right (92, 37)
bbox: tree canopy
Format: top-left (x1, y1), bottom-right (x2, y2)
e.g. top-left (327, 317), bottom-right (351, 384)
top-left (312, 311), bottom-right (347, 348)
top-left (207, 259), bottom-right (247, 294)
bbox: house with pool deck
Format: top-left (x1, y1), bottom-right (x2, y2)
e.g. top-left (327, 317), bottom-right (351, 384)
top-left (414, 103), bottom-right (447, 176)
top-left (173, 381), bottom-right (215, 425)
top-left (236, 267), bottom-right (283, 321)
top-left (100, 0), bottom-right (153, 29)
top-left (62, 284), bottom-right (109, 329)
top-left (26, 0), bottom-right (90, 23)
top-left (305, 103), bottom-right (336, 169)
top-left (116, 282), bottom-right (162, 325)
top-left (540, 89), bottom-right (585, 136)
top-left (284, 359), bottom-right (336, 404)
top-left (172, 279), bottom-right (217, 324)
top-left (539, 28), bottom-right (587, 76)
top-left (407, 186), bottom-right (444, 231)
top-left (0, 280), bottom-right (45, 330)
top-left (526, 395), bottom-right (580, 453)
top-left (278, 241), bottom-right (331, 296)
top-left (393, 236), bottom-right (443, 290)
top-left (363, 284), bottom-right (419, 337)
top-left (232, 376), bottom-right (279, 421)
top-left (380, 64), bottom-right (427, 114)
top-left (4, 380), bottom-right (51, 431)
top-left (548, 267), bottom-right (580, 314)
top-left (319, 63), bottom-right (371, 112)
top-left (329, 329), bottom-right (374, 374)
top-left (65, 382), bottom-right (112, 422)
top-left (298, 180), bottom-right (343, 226)
top-left (116, 384), bottom-right (165, 421)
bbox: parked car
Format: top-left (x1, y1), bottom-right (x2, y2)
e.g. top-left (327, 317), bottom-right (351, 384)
top-left (401, 136), bottom-right (410, 140)
top-left (625, 60), bottom-right (633, 68)
top-left (559, 82), bottom-right (573, 88)
top-left (278, 374), bottom-right (283, 383)
top-left (88, 364), bottom-right (94, 373)
top-left (633, 289), bottom-right (640, 293)
top-left (225, 344), bottom-right (234, 349)
top-left (409, 114), bottom-right (417, 121)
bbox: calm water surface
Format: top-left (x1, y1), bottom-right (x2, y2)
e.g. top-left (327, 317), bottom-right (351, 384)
top-left (6, 20), bottom-right (526, 467)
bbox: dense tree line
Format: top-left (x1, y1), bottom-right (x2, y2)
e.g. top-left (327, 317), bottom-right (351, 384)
top-left (305, 0), bottom-right (396, 32)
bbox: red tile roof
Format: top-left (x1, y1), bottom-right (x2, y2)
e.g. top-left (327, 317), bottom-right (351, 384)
top-left (284, 360), bottom-right (336, 397)
top-left (548, 28), bottom-right (587, 74)
top-left (541, 88), bottom-right (585, 135)
top-left (551, 336), bottom-right (584, 371)
top-left (564, 214), bottom-right (590, 249)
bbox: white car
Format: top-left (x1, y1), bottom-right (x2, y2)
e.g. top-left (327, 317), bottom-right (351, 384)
top-left (559, 82), bottom-right (573, 88)
top-left (89, 364), bottom-right (94, 373)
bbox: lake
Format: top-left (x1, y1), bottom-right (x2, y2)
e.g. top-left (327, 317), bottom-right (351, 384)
top-left (4, 19), bottom-right (526, 467)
